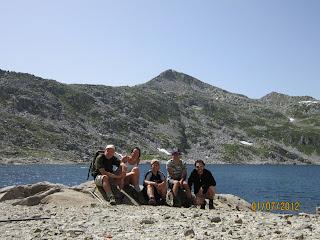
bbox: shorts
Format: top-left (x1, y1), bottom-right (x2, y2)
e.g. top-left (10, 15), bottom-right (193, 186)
top-left (94, 169), bottom-right (120, 187)
top-left (94, 175), bottom-right (106, 187)
top-left (167, 178), bottom-right (177, 190)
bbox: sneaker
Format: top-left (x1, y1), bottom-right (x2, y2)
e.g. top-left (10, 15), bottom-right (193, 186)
top-left (108, 195), bottom-right (116, 205)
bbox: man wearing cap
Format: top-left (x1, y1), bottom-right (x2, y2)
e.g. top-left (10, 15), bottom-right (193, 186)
top-left (92, 144), bottom-right (126, 205)
top-left (166, 149), bottom-right (192, 204)
top-left (143, 159), bottom-right (167, 205)
top-left (188, 159), bottom-right (216, 209)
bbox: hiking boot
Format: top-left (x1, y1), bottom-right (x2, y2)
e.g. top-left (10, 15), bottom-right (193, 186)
top-left (166, 191), bottom-right (174, 207)
top-left (148, 198), bottom-right (156, 206)
top-left (108, 195), bottom-right (116, 205)
top-left (200, 203), bottom-right (206, 209)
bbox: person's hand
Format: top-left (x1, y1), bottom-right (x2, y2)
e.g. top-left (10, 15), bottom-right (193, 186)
top-left (120, 171), bottom-right (126, 179)
top-left (158, 181), bottom-right (165, 187)
top-left (179, 179), bottom-right (184, 186)
top-left (121, 155), bottom-right (129, 163)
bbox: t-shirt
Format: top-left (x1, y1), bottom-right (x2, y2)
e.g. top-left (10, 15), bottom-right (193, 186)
top-left (188, 168), bottom-right (216, 194)
top-left (143, 170), bottom-right (165, 186)
top-left (166, 159), bottom-right (187, 180)
top-left (92, 154), bottom-right (120, 178)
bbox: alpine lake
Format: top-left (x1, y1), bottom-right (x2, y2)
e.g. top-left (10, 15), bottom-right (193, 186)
top-left (0, 163), bottom-right (319, 214)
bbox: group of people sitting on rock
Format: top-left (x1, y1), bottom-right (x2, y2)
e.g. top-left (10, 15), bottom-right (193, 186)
top-left (91, 144), bottom-right (216, 209)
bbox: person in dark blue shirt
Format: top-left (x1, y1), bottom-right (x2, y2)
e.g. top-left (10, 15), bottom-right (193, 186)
top-left (188, 159), bottom-right (216, 209)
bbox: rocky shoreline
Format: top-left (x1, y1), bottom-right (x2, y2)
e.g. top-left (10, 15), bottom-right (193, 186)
top-left (0, 181), bottom-right (319, 239)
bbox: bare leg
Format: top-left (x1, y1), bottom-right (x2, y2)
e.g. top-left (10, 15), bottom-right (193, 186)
top-left (114, 177), bottom-right (124, 190)
top-left (102, 175), bottom-right (111, 193)
top-left (157, 182), bottom-right (167, 199)
top-left (206, 186), bottom-right (216, 209)
top-left (182, 181), bottom-right (192, 199)
top-left (147, 184), bottom-right (155, 199)
top-left (131, 167), bottom-right (140, 187)
top-left (205, 186), bottom-right (216, 199)
top-left (195, 188), bottom-right (206, 205)
top-left (172, 180), bottom-right (181, 197)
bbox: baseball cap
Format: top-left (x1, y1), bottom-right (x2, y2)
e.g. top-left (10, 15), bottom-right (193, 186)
top-left (171, 148), bottom-right (181, 155)
top-left (150, 159), bottom-right (160, 165)
top-left (105, 144), bottom-right (115, 150)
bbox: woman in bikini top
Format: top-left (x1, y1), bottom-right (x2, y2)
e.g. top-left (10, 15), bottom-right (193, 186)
top-left (122, 147), bottom-right (141, 192)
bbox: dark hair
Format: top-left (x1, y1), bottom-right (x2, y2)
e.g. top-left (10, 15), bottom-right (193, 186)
top-left (131, 147), bottom-right (141, 159)
top-left (194, 159), bottom-right (205, 167)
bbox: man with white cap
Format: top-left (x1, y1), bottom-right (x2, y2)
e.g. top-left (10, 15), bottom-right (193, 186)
top-left (92, 144), bottom-right (126, 205)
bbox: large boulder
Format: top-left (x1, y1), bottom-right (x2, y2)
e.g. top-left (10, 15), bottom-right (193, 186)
top-left (41, 189), bottom-right (96, 205)
top-left (0, 182), bottom-right (66, 206)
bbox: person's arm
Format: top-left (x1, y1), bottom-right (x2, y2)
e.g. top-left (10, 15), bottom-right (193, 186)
top-left (207, 170), bottom-right (216, 186)
top-left (113, 157), bottom-right (126, 178)
top-left (121, 155), bottom-right (129, 163)
top-left (95, 156), bottom-right (120, 178)
top-left (98, 168), bottom-right (122, 179)
top-left (188, 171), bottom-right (194, 189)
top-left (144, 172), bottom-right (157, 186)
top-left (180, 162), bottom-right (187, 181)
top-left (202, 170), bottom-right (216, 193)
top-left (166, 161), bottom-right (175, 178)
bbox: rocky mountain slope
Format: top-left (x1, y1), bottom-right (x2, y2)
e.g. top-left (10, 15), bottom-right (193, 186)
top-left (0, 69), bottom-right (319, 164)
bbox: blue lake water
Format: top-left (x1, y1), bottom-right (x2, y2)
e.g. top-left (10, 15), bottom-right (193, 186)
top-left (0, 164), bottom-right (319, 214)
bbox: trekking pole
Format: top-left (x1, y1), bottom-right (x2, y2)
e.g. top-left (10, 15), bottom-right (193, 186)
top-left (116, 186), bottom-right (140, 206)
top-left (0, 217), bottom-right (50, 223)
top-left (88, 186), bottom-right (104, 204)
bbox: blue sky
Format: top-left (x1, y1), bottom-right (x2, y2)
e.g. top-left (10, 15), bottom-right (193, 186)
top-left (1, 0), bottom-right (319, 99)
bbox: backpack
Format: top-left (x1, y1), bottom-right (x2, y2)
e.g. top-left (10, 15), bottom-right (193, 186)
top-left (87, 150), bottom-right (104, 180)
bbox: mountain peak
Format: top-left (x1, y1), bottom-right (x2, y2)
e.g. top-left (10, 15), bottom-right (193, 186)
top-left (260, 91), bottom-right (316, 107)
top-left (143, 69), bottom-right (212, 92)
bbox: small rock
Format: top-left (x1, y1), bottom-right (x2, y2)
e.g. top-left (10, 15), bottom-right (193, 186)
top-left (295, 234), bottom-right (304, 240)
top-left (287, 220), bottom-right (292, 225)
top-left (140, 218), bottom-right (156, 224)
top-left (228, 230), bottom-right (232, 235)
top-left (274, 230), bottom-right (281, 234)
top-left (235, 218), bottom-right (243, 224)
top-left (210, 216), bottom-right (221, 223)
top-left (67, 229), bottom-right (84, 237)
top-left (184, 229), bottom-right (195, 238)
top-left (34, 228), bottom-right (42, 233)
top-left (297, 223), bottom-right (313, 231)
